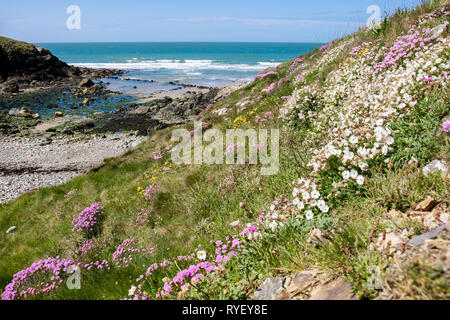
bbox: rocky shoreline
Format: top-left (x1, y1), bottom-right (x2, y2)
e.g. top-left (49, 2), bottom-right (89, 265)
top-left (0, 133), bottom-right (147, 204)
top-left (0, 82), bottom-right (245, 204)
top-left (0, 36), bottom-right (249, 204)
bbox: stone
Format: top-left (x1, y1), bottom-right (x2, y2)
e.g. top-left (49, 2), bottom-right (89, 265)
top-left (54, 112), bottom-right (64, 117)
top-left (386, 209), bottom-right (404, 220)
top-left (46, 104), bottom-right (58, 109)
top-left (416, 197), bottom-right (438, 212)
top-left (409, 225), bottom-right (446, 247)
top-left (284, 270), bottom-right (318, 296)
top-left (431, 21), bottom-right (449, 39)
top-left (423, 160), bottom-right (448, 178)
top-left (309, 278), bottom-right (357, 300)
top-left (229, 220), bottom-right (241, 232)
top-left (307, 229), bottom-right (329, 247)
top-left (253, 277), bottom-right (285, 300)
top-left (6, 226), bottom-right (17, 234)
top-left (8, 108), bottom-right (20, 116)
top-left (2, 80), bottom-right (19, 93)
top-left (257, 269), bottom-right (358, 301)
top-left (213, 108), bottom-right (228, 116)
top-left (18, 107), bottom-right (33, 118)
top-left (79, 78), bottom-right (95, 87)
top-left (32, 113), bottom-right (40, 119)
top-left (376, 231), bottom-right (408, 254)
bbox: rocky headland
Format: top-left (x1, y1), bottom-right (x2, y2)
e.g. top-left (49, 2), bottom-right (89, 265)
top-left (0, 36), bottom-right (122, 94)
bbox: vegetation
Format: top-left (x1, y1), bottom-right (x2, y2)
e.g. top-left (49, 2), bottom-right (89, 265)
top-left (0, 0), bottom-right (449, 300)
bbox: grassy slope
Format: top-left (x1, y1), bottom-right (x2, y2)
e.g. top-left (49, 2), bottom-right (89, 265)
top-left (0, 0), bottom-right (449, 300)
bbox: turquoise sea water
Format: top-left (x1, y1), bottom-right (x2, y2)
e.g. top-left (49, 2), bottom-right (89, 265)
top-left (1, 43), bottom-right (321, 116)
top-left (39, 42), bottom-right (322, 89)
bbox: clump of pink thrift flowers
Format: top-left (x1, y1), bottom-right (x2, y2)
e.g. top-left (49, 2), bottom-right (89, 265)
top-left (253, 71), bottom-right (276, 82)
top-left (1, 257), bottom-right (75, 300)
top-left (443, 120), bottom-right (450, 133)
top-left (72, 203), bottom-right (104, 238)
top-left (144, 184), bottom-right (159, 200)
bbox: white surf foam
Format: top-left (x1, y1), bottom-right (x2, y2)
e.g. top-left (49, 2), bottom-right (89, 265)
top-left (70, 59), bottom-right (280, 72)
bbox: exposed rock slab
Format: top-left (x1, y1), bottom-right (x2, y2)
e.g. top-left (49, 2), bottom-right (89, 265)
top-left (253, 269), bottom-right (357, 300)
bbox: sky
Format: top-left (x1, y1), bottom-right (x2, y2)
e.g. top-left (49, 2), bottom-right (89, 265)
top-left (0, 0), bottom-right (421, 43)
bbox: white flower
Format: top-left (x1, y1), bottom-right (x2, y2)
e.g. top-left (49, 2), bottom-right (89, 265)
top-left (305, 210), bottom-right (314, 221)
top-left (342, 170), bottom-right (351, 180)
top-left (356, 175), bottom-right (365, 185)
top-left (350, 169), bottom-right (358, 179)
top-left (311, 189), bottom-right (320, 199)
top-left (343, 151), bottom-right (355, 162)
top-left (270, 204), bottom-right (276, 211)
top-left (272, 212), bottom-right (279, 220)
top-left (386, 136), bottom-right (394, 145)
top-left (292, 188), bottom-right (299, 197)
top-left (268, 221), bottom-right (278, 231)
top-left (128, 285), bottom-right (137, 297)
top-left (297, 201), bottom-right (305, 210)
top-left (382, 145), bottom-right (389, 155)
top-left (358, 147), bottom-right (369, 157)
top-left (197, 250), bottom-right (207, 261)
top-left (320, 204), bottom-right (330, 213)
top-left (302, 191), bottom-right (311, 201)
top-left (349, 135), bottom-right (359, 144)
top-left (358, 162), bottom-right (369, 171)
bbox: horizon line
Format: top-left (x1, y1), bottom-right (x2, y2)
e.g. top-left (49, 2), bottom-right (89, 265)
top-left (34, 41), bottom-right (326, 44)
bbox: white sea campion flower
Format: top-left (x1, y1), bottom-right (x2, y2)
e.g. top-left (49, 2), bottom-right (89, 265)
top-left (311, 189), bottom-right (320, 199)
top-left (349, 135), bottom-right (359, 144)
top-left (305, 210), bottom-right (314, 221)
top-left (358, 162), bottom-right (369, 171)
top-left (292, 188), bottom-right (299, 197)
top-left (197, 250), bottom-right (207, 261)
top-left (272, 212), bottom-right (279, 220)
top-left (128, 285), bottom-right (137, 297)
top-left (270, 204), bottom-right (276, 211)
top-left (342, 171), bottom-right (351, 180)
top-left (356, 175), bottom-right (365, 185)
top-left (386, 136), bottom-right (394, 145)
top-left (269, 221), bottom-right (278, 231)
top-left (302, 191), bottom-right (311, 201)
top-left (350, 169), bottom-right (358, 179)
top-left (343, 151), bottom-right (354, 162)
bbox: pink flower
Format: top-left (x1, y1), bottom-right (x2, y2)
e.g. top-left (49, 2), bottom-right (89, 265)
top-left (264, 82), bottom-right (277, 93)
top-left (443, 121), bottom-right (450, 132)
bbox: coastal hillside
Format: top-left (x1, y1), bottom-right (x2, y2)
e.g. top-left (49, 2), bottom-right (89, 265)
top-left (1, 0), bottom-right (449, 300)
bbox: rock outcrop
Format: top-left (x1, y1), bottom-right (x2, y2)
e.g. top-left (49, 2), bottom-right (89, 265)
top-left (0, 36), bottom-right (122, 93)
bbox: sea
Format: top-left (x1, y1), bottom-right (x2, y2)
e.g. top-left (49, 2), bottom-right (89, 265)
top-left (39, 42), bottom-right (322, 93)
top-left (1, 42), bottom-right (322, 116)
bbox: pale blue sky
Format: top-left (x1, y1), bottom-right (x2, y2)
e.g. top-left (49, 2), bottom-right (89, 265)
top-left (0, 0), bottom-right (420, 43)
